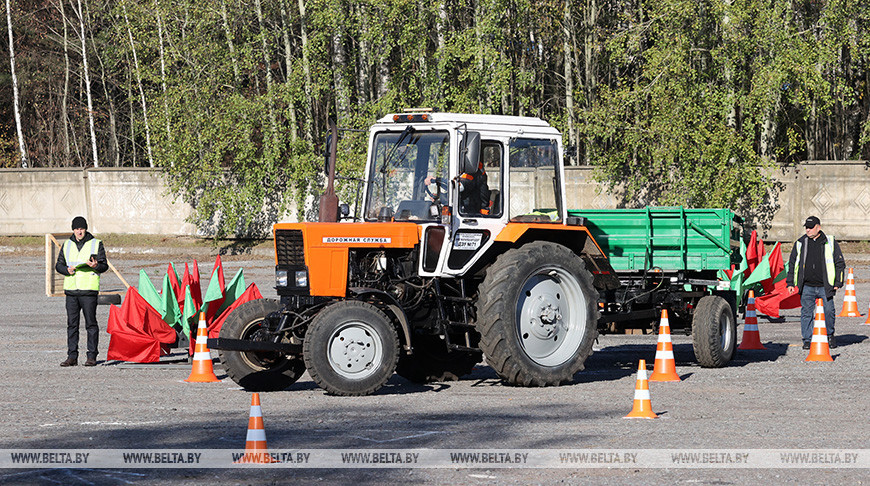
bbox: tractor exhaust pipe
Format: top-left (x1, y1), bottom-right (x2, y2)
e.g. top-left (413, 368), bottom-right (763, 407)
top-left (318, 119), bottom-right (339, 222)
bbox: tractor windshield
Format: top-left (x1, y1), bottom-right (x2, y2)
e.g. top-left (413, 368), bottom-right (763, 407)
top-left (365, 129), bottom-right (450, 221)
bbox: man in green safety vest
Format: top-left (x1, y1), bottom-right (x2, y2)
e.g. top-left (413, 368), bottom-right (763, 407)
top-left (787, 216), bottom-right (845, 350)
top-left (55, 216), bottom-right (109, 367)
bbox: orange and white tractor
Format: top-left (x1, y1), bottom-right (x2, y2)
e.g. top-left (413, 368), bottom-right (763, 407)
top-left (210, 110), bottom-right (740, 396)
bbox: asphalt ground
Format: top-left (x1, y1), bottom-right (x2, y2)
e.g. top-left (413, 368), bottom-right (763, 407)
top-left (1, 249), bottom-right (870, 485)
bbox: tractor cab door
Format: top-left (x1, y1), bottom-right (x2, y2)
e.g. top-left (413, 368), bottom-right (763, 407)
top-left (443, 139), bottom-right (507, 275)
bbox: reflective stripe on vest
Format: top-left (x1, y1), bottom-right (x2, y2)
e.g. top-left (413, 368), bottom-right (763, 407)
top-left (825, 235), bottom-right (835, 286)
top-left (63, 238), bottom-right (101, 291)
top-left (793, 236), bottom-right (836, 287)
top-left (792, 240), bottom-right (801, 287)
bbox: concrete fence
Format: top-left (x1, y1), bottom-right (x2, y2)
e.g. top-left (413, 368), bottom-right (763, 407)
top-left (2, 161), bottom-right (869, 241)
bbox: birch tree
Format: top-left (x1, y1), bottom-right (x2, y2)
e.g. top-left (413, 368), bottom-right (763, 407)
top-left (154, 1), bottom-right (170, 140)
top-left (5, 0), bottom-right (27, 167)
top-left (122, 3), bottom-right (153, 167)
top-left (72, 0), bottom-right (99, 167)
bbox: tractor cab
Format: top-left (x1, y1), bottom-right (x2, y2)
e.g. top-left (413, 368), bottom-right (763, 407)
top-left (362, 111), bottom-right (567, 277)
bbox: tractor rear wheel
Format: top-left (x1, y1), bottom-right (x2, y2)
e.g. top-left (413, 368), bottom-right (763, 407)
top-left (218, 299), bottom-right (306, 391)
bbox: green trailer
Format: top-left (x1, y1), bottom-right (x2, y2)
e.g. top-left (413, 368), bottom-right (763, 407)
top-left (569, 206), bottom-right (743, 367)
top-left (570, 207), bottom-right (741, 272)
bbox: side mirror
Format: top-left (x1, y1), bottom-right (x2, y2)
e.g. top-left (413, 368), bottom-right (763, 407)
top-left (462, 131), bottom-right (481, 174)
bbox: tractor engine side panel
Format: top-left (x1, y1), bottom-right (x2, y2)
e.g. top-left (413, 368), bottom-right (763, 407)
top-left (274, 222), bottom-right (421, 297)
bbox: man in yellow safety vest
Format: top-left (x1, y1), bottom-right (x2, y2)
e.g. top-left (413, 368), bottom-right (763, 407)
top-left (787, 216), bottom-right (845, 350)
top-left (55, 216), bottom-right (108, 367)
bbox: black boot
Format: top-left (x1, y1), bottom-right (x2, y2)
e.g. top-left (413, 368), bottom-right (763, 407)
top-left (60, 357), bottom-right (77, 367)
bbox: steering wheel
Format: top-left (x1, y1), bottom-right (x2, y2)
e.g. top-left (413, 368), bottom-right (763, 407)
top-left (422, 177), bottom-right (449, 202)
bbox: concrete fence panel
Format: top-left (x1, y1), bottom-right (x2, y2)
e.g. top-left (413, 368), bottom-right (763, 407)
top-left (3, 161), bottom-right (870, 240)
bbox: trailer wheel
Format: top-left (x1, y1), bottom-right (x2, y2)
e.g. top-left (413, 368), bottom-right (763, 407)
top-left (692, 295), bottom-right (736, 367)
top-left (303, 300), bottom-right (399, 396)
top-left (396, 334), bottom-right (482, 383)
top-left (477, 241), bottom-right (599, 386)
top-left (218, 299), bottom-right (306, 391)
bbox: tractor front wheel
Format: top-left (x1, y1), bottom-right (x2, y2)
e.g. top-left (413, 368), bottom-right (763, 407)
top-left (303, 300), bottom-right (400, 396)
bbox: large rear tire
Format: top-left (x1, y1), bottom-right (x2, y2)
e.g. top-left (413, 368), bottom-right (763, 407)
top-left (692, 295), bottom-right (736, 367)
top-left (477, 241), bottom-right (599, 386)
top-left (303, 300), bottom-right (399, 396)
top-left (218, 299), bottom-right (306, 391)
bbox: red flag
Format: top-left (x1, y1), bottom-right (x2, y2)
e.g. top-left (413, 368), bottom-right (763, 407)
top-left (208, 283), bottom-right (263, 339)
top-left (190, 260), bottom-right (203, 310)
top-left (180, 263), bottom-right (191, 315)
top-left (760, 242), bottom-right (784, 294)
top-left (107, 287), bottom-right (177, 362)
top-left (107, 315), bottom-right (163, 363)
top-left (745, 231), bottom-right (759, 277)
top-left (167, 263), bottom-right (184, 310)
top-left (755, 280), bottom-right (801, 318)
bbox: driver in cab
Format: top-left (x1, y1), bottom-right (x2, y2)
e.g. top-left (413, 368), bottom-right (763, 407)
top-left (424, 160), bottom-right (491, 215)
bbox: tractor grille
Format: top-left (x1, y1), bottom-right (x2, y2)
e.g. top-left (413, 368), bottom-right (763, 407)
top-left (275, 229), bottom-right (305, 266)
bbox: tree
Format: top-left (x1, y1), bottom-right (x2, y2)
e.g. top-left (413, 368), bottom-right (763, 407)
top-left (73, 0), bottom-right (98, 167)
top-left (2, 0), bottom-right (870, 235)
top-left (5, 0), bottom-right (27, 166)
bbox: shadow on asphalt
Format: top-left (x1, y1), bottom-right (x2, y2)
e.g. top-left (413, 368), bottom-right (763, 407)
top-left (730, 342), bottom-right (790, 365)
top-left (834, 333), bottom-right (868, 347)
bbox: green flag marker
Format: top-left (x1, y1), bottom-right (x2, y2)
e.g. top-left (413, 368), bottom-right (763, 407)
top-left (204, 268), bottom-right (224, 303)
top-left (162, 274), bottom-right (181, 329)
top-left (138, 270), bottom-right (164, 315)
top-left (744, 252), bottom-right (772, 287)
top-left (181, 285), bottom-right (197, 337)
top-left (729, 238), bottom-right (748, 307)
top-left (215, 269), bottom-right (245, 318)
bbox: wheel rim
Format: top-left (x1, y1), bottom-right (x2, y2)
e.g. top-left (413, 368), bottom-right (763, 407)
top-left (516, 266), bottom-right (588, 367)
top-left (239, 318), bottom-right (287, 371)
top-left (327, 321), bottom-right (383, 379)
top-left (719, 312), bottom-right (733, 351)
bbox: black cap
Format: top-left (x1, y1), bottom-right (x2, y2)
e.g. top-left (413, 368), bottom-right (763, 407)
top-left (71, 216), bottom-right (88, 230)
top-left (804, 216), bottom-right (820, 228)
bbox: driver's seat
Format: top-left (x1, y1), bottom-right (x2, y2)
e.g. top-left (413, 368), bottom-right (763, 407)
top-left (483, 189), bottom-right (500, 216)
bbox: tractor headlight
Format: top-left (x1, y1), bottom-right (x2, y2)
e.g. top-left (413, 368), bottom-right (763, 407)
top-left (295, 270), bottom-right (308, 287)
top-left (276, 269), bottom-right (288, 287)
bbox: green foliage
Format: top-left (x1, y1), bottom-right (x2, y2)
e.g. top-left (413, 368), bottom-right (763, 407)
top-left (585, 0), bottom-right (869, 222)
top-left (4, 0), bottom-right (870, 235)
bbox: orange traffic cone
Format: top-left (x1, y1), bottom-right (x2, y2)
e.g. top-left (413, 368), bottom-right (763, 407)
top-left (235, 393), bottom-right (278, 464)
top-left (806, 298), bottom-right (834, 362)
top-left (863, 298), bottom-right (870, 325)
top-left (649, 310), bottom-right (681, 382)
top-left (624, 359), bottom-right (658, 419)
top-left (185, 312), bottom-right (220, 383)
top-left (738, 290), bottom-right (766, 350)
top-left (838, 268), bottom-right (861, 317)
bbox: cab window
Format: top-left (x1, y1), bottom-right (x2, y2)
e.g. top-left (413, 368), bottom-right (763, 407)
top-left (508, 138), bottom-right (561, 223)
top-left (458, 141), bottom-right (503, 218)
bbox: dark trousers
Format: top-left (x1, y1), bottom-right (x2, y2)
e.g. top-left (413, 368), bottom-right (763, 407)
top-left (66, 294), bottom-right (99, 360)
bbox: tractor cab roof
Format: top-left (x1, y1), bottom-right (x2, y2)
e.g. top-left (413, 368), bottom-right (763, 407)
top-left (375, 112), bottom-right (561, 138)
